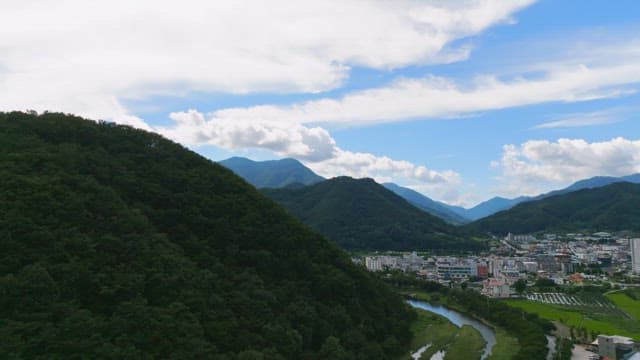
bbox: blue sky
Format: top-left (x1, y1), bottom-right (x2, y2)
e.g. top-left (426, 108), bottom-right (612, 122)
top-left (3, 0), bottom-right (640, 206)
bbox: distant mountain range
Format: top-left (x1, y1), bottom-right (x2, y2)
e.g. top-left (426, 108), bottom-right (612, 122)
top-left (382, 183), bottom-right (470, 225)
top-left (457, 173), bottom-right (640, 220)
top-left (219, 156), bottom-right (640, 227)
top-left (219, 156), bottom-right (324, 188)
top-left (467, 182), bottom-right (640, 234)
top-left (263, 177), bottom-right (483, 251)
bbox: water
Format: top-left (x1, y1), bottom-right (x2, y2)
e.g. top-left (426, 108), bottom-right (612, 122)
top-left (411, 344), bottom-right (431, 360)
top-left (546, 335), bottom-right (556, 360)
top-left (407, 299), bottom-right (497, 360)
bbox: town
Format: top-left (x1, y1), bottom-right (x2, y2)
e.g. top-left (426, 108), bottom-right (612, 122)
top-left (356, 232), bottom-right (640, 360)
top-left (358, 232), bottom-right (639, 297)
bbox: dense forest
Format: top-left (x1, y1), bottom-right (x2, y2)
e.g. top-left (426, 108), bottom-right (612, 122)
top-left (263, 177), bottom-right (485, 251)
top-left (0, 112), bottom-right (414, 359)
top-left (467, 182), bottom-right (640, 234)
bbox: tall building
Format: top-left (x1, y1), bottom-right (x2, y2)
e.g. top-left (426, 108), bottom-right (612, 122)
top-left (631, 239), bottom-right (640, 274)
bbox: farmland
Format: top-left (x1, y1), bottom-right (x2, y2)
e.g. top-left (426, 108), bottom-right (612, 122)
top-left (506, 292), bottom-right (640, 340)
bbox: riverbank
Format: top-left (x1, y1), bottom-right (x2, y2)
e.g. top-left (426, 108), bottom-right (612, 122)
top-left (401, 290), bottom-right (520, 360)
top-left (398, 308), bottom-right (484, 360)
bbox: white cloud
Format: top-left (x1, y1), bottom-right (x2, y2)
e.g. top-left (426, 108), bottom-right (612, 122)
top-left (162, 110), bottom-right (338, 162)
top-left (494, 137), bottom-right (640, 195)
top-left (0, 0), bottom-right (533, 121)
top-left (534, 109), bottom-right (624, 129)
top-left (211, 59), bottom-right (640, 127)
top-left (159, 110), bottom-right (464, 203)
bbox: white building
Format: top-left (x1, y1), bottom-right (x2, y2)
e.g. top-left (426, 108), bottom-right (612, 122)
top-left (631, 239), bottom-right (640, 274)
top-left (598, 335), bottom-right (635, 360)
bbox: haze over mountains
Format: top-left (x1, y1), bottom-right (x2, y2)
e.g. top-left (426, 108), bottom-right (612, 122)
top-left (220, 156), bottom-right (640, 224)
top-left (219, 157), bottom-right (324, 188)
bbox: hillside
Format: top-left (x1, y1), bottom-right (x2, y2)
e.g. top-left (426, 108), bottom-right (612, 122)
top-left (263, 177), bottom-right (484, 251)
top-left (468, 182), bottom-right (640, 234)
top-left (457, 173), bottom-right (640, 221)
top-left (219, 156), bottom-right (324, 188)
top-left (383, 183), bottom-right (470, 224)
top-left (0, 112), bottom-right (414, 359)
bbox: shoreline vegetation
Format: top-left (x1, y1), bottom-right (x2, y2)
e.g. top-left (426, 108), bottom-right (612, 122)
top-left (402, 294), bottom-right (515, 360)
top-left (381, 271), bottom-right (551, 360)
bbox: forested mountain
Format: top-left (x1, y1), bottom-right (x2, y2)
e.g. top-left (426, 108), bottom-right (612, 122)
top-left (382, 183), bottom-right (470, 224)
top-left (531, 173), bottom-right (640, 201)
top-left (263, 177), bottom-right (484, 251)
top-left (467, 182), bottom-right (640, 234)
top-left (456, 173), bottom-right (640, 221)
top-left (219, 156), bottom-right (324, 188)
top-left (0, 112), bottom-right (414, 359)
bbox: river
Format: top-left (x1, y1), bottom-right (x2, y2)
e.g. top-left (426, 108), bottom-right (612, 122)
top-left (407, 299), bottom-right (497, 360)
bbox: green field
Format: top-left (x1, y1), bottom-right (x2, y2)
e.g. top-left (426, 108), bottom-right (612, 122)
top-left (487, 327), bottom-right (520, 360)
top-left (445, 325), bottom-right (485, 360)
top-left (506, 297), bottom-right (640, 340)
top-left (607, 290), bottom-right (640, 320)
top-left (399, 309), bottom-right (460, 360)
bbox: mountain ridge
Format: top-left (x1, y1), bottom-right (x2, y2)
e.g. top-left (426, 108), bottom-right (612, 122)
top-left (219, 156), bottom-right (324, 188)
top-left (263, 176), bottom-right (484, 251)
top-left (467, 181), bottom-right (640, 234)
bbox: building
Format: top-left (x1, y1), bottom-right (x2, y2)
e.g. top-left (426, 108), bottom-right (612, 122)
top-left (481, 278), bottom-right (512, 298)
top-left (631, 239), bottom-right (640, 274)
top-left (365, 257), bottom-right (383, 272)
top-left (598, 335), bottom-right (635, 360)
top-left (476, 263), bottom-right (489, 279)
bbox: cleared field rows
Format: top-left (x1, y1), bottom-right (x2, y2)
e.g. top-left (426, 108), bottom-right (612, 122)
top-left (525, 292), bottom-right (615, 308)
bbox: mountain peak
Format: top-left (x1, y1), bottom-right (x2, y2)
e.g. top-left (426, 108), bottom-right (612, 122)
top-left (219, 156), bottom-right (324, 188)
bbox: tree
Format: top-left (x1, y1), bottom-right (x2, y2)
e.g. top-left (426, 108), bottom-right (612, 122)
top-left (513, 279), bottom-right (527, 295)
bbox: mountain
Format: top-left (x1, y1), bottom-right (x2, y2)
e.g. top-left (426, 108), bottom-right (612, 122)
top-left (219, 156), bottom-right (324, 188)
top-left (382, 183), bottom-right (470, 224)
top-left (0, 112), bottom-right (414, 359)
top-left (263, 177), bottom-right (484, 251)
top-left (468, 182), bottom-right (640, 234)
top-left (533, 173), bottom-right (640, 200)
top-left (463, 196), bottom-right (530, 221)
top-left (457, 173), bottom-right (640, 221)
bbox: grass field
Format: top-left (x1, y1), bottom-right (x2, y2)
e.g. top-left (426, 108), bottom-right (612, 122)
top-left (506, 296), bottom-right (640, 340)
top-left (399, 309), bottom-right (460, 360)
top-left (487, 327), bottom-right (520, 360)
top-left (607, 291), bottom-right (640, 320)
top-left (445, 325), bottom-right (485, 360)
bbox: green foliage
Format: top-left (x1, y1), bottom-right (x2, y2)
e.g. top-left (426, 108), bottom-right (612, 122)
top-left (0, 112), bottom-right (414, 359)
top-left (468, 182), bottom-right (640, 234)
top-left (513, 279), bottom-right (527, 294)
top-left (263, 178), bottom-right (485, 251)
top-left (534, 278), bottom-right (557, 288)
top-left (382, 272), bottom-right (552, 360)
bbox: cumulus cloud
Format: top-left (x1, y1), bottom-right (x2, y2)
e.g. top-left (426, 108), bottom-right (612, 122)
top-left (493, 137), bottom-right (640, 195)
top-left (159, 110), bottom-right (463, 202)
top-left (0, 0), bottom-right (533, 120)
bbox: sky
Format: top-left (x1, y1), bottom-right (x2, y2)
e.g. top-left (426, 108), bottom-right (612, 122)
top-left (2, 0), bottom-right (640, 207)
